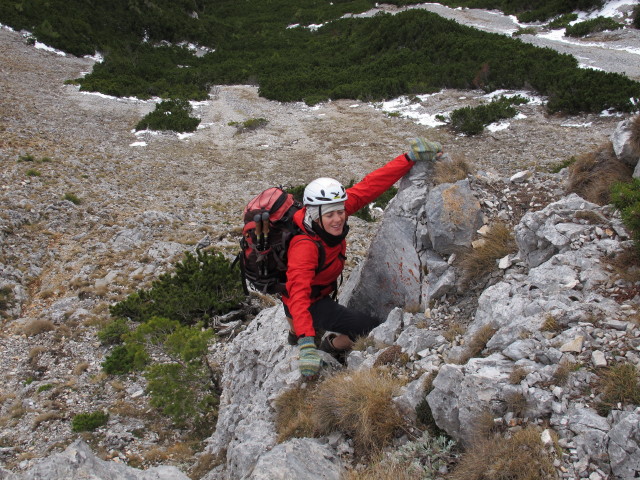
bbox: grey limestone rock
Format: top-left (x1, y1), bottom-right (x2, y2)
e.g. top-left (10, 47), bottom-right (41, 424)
top-left (425, 179), bottom-right (483, 255)
top-left (246, 438), bottom-right (343, 480)
top-left (0, 440), bottom-right (188, 480)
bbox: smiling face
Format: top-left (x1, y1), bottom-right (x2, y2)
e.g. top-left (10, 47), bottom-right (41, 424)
top-left (319, 208), bottom-right (346, 236)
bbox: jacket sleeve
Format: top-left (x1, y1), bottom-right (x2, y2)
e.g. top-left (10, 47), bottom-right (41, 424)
top-left (284, 236), bottom-right (321, 338)
top-left (345, 153), bottom-right (415, 215)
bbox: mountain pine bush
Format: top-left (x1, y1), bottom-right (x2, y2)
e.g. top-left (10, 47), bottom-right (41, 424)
top-left (109, 250), bottom-right (243, 326)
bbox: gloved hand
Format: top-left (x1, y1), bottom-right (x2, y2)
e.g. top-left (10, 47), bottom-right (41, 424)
top-left (298, 336), bottom-right (321, 379)
top-left (407, 137), bottom-right (443, 162)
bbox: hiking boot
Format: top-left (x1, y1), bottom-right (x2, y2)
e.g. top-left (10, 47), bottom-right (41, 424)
top-left (319, 334), bottom-right (347, 365)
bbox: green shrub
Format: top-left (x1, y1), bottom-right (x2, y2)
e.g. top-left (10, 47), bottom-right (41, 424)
top-left (135, 98), bottom-right (200, 133)
top-left (103, 316), bottom-right (218, 430)
top-left (228, 117), bottom-right (269, 133)
top-left (512, 27), bottom-right (536, 36)
top-left (26, 169), bottom-right (41, 177)
top-left (634, 5), bottom-right (640, 29)
top-left (63, 193), bottom-right (82, 205)
top-left (611, 178), bottom-right (640, 250)
top-left (71, 411), bottom-right (109, 432)
top-left (450, 96), bottom-right (527, 136)
top-left (97, 318), bottom-right (130, 345)
top-left (0, 287), bottom-right (12, 312)
top-left (565, 16), bottom-right (622, 37)
top-left (37, 384), bottom-right (54, 393)
top-left (548, 13), bottom-right (578, 29)
top-left (101, 343), bottom-right (148, 374)
top-left (109, 250), bottom-right (243, 326)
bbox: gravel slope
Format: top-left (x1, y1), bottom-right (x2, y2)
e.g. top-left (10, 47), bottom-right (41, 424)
top-left (0, 13), bottom-right (638, 474)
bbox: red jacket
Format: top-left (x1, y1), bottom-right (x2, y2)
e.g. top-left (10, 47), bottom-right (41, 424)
top-left (283, 153), bottom-right (415, 338)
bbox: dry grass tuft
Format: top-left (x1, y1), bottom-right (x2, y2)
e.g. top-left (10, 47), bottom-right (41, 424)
top-left (566, 143), bottom-right (633, 205)
top-left (342, 459), bottom-right (424, 480)
top-left (509, 366), bottom-right (528, 385)
top-left (312, 368), bottom-right (405, 456)
top-left (504, 392), bottom-right (528, 417)
top-left (434, 157), bottom-right (474, 184)
top-left (22, 319), bottom-right (55, 337)
top-left (630, 115), bottom-right (640, 155)
top-left (373, 345), bottom-right (409, 367)
top-left (444, 322), bottom-right (465, 342)
top-left (274, 385), bottom-right (316, 443)
top-left (552, 359), bottom-right (580, 386)
top-left (352, 335), bottom-right (376, 351)
top-left (596, 362), bottom-right (640, 415)
top-left (455, 324), bottom-right (497, 365)
top-left (450, 426), bottom-right (557, 480)
top-left (457, 222), bottom-right (516, 288)
top-left (540, 315), bottom-right (562, 333)
top-left (32, 411), bottom-right (63, 430)
top-left (603, 245), bottom-right (640, 284)
top-left (189, 451), bottom-right (225, 480)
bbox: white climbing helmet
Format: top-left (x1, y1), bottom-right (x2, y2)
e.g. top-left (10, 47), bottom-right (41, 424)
top-left (303, 177), bottom-right (348, 206)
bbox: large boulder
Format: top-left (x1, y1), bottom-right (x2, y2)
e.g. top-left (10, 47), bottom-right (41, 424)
top-left (203, 306), bottom-right (299, 479)
top-left (340, 162), bottom-right (431, 320)
top-left (611, 117), bottom-right (639, 168)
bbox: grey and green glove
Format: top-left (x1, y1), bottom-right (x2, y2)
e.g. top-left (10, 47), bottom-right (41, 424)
top-left (298, 336), bottom-right (321, 379)
top-left (407, 137), bottom-right (443, 162)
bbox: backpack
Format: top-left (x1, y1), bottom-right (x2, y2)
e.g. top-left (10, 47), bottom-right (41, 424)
top-left (235, 187), bottom-right (327, 296)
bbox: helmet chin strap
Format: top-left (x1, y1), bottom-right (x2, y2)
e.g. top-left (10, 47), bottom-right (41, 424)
top-left (318, 204), bottom-right (324, 230)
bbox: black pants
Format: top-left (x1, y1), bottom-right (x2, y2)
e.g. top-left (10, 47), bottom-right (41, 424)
top-left (283, 296), bottom-right (381, 341)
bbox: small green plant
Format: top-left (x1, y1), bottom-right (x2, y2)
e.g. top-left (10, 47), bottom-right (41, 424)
top-left (63, 193), bottom-right (82, 205)
top-left (512, 27), bottom-right (536, 36)
top-left (37, 384), bottom-right (54, 393)
top-left (634, 4), bottom-right (640, 29)
top-left (136, 99), bottom-right (200, 133)
top-left (611, 178), bottom-right (640, 255)
top-left (17, 154), bottom-right (36, 162)
top-left (25, 169), bottom-right (41, 177)
top-left (549, 156), bottom-right (577, 173)
top-left (565, 16), bottom-right (622, 37)
top-left (0, 287), bottom-right (12, 312)
top-left (548, 13), bottom-right (578, 29)
top-left (228, 117), bottom-right (269, 133)
top-left (71, 411), bottom-right (109, 432)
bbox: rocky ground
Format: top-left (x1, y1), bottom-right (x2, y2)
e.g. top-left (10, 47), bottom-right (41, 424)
top-left (0, 12), bottom-right (638, 478)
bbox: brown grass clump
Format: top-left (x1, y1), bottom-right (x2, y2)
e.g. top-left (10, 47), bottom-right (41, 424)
top-left (457, 222), bottom-right (516, 288)
top-left (373, 345), bottom-right (409, 367)
top-left (22, 319), bottom-right (55, 337)
top-left (596, 363), bottom-right (640, 415)
top-left (342, 460), bottom-right (423, 480)
top-left (274, 385), bottom-right (316, 443)
top-left (509, 366), bottom-right (528, 385)
top-left (312, 368), bottom-right (405, 456)
top-left (455, 324), bottom-right (497, 365)
top-left (566, 143), bottom-right (633, 205)
top-left (449, 427), bottom-right (557, 480)
top-left (552, 359), bottom-right (580, 386)
top-left (540, 315), bottom-right (562, 333)
top-left (603, 245), bottom-right (640, 284)
top-left (434, 157), bottom-right (474, 185)
top-left (352, 335), bottom-right (376, 351)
